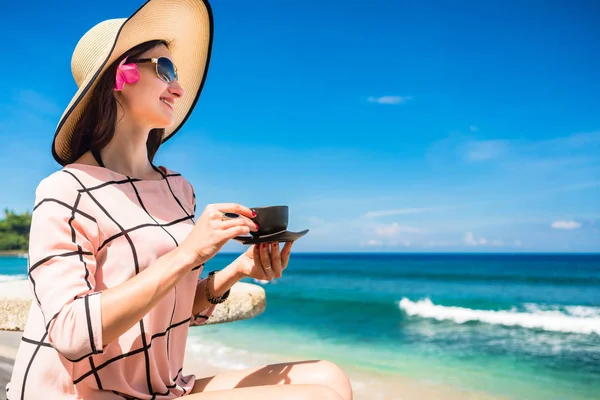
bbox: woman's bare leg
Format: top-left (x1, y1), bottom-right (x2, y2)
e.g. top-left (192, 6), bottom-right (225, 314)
top-left (189, 359), bottom-right (353, 400)
top-left (186, 384), bottom-right (343, 400)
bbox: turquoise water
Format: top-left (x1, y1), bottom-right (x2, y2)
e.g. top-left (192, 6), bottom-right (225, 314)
top-left (2, 253), bottom-right (599, 399)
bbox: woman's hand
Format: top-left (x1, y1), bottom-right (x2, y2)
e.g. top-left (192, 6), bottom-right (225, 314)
top-left (178, 203), bottom-right (258, 269)
top-left (235, 242), bottom-right (293, 281)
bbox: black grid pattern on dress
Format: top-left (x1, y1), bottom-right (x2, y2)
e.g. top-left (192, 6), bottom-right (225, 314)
top-left (17, 168), bottom-right (209, 400)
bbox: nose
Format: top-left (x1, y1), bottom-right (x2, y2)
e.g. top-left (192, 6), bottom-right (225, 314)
top-left (169, 80), bottom-right (184, 99)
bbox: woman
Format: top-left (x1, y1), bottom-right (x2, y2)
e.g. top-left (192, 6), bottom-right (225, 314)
top-left (6, 0), bottom-right (352, 399)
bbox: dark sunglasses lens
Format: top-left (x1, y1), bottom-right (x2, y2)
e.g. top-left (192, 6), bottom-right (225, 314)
top-left (157, 58), bottom-right (176, 82)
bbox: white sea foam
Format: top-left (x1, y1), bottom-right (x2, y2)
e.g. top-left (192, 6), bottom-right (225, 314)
top-left (188, 341), bottom-right (250, 370)
top-left (523, 303), bottom-right (600, 319)
top-left (399, 298), bottom-right (600, 335)
top-left (186, 336), bottom-right (283, 371)
top-left (564, 305), bottom-right (600, 318)
top-left (0, 274), bottom-right (27, 282)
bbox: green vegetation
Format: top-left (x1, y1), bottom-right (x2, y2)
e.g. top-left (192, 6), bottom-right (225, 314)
top-left (0, 209), bottom-right (31, 251)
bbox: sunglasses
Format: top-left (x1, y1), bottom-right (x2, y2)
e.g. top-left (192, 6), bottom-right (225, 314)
top-left (128, 57), bottom-right (178, 83)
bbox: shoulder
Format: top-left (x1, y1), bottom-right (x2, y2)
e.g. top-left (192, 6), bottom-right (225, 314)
top-left (30, 170), bottom-right (101, 248)
top-left (33, 166), bottom-right (111, 207)
top-left (31, 171), bottom-right (87, 216)
top-left (35, 169), bottom-right (86, 198)
top-left (160, 166), bottom-right (194, 193)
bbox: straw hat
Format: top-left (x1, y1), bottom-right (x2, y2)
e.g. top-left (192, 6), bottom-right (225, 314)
top-left (52, 0), bottom-right (213, 166)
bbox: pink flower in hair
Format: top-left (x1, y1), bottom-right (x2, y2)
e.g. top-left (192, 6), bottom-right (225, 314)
top-left (114, 58), bottom-right (140, 91)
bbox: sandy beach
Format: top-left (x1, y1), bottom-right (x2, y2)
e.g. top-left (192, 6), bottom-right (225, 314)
top-left (0, 330), bottom-right (506, 400)
top-left (182, 344), bottom-right (507, 400)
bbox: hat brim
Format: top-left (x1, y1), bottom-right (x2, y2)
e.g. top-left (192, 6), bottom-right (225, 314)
top-left (53, 0), bottom-right (213, 166)
top-left (233, 229), bottom-right (309, 245)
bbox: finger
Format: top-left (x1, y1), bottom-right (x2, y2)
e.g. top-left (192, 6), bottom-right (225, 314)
top-left (208, 211), bottom-right (223, 221)
top-left (220, 216), bottom-right (259, 232)
top-left (223, 225), bottom-right (251, 239)
top-left (269, 242), bottom-right (283, 278)
top-left (281, 241), bottom-right (294, 270)
top-left (251, 245), bottom-right (267, 280)
top-left (259, 243), bottom-right (275, 280)
top-left (212, 203), bottom-right (256, 220)
top-left (252, 244), bottom-right (260, 262)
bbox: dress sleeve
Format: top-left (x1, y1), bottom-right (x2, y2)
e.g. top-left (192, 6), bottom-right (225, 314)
top-left (28, 174), bottom-right (105, 361)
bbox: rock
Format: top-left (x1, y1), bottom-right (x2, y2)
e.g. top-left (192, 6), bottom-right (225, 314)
top-left (192, 282), bottom-right (267, 326)
top-left (0, 280), bottom-right (266, 331)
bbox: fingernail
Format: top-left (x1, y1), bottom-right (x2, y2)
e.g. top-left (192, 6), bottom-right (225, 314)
top-left (252, 210), bottom-right (257, 217)
top-left (255, 223), bottom-right (259, 229)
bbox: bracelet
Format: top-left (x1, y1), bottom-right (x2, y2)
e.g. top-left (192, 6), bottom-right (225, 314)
top-left (205, 270), bottom-right (230, 305)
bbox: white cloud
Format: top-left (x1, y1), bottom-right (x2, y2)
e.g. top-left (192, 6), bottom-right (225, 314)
top-left (365, 238), bottom-right (414, 248)
top-left (551, 220), bottom-right (581, 230)
top-left (464, 232), bottom-right (478, 246)
top-left (424, 240), bottom-right (454, 248)
top-left (367, 96), bottom-right (412, 105)
top-left (374, 222), bottom-right (424, 237)
top-left (557, 180), bottom-right (600, 192)
top-left (374, 224), bottom-right (400, 237)
top-left (363, 206), bottom-right (447, 218)
top-left (307, 216), bottom-right (325, 225)
top-left (465, 233), bottom-right (519, 247)
top-left (429, 131), bottom-right (600, 169)
top-left (465, 140), bottom-right (509, 161)
top-left (464, 232), bottom-right (489, 246)
top-left (540, 131), bottom-right (600, 149)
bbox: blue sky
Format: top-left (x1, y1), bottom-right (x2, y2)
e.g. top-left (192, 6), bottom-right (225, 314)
top-left (1, 0), bottom-right (599, 253)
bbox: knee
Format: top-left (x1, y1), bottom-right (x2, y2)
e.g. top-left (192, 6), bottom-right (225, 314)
top-left (318, 384), bottom-right (346, 400)
top-left (295, 384), bottom-right (343, 400)
top-left (313, 360), bottom-right (353, 400)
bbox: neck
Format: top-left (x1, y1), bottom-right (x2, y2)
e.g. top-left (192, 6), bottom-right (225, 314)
top-left (100, 117), bottom-right (157, 179)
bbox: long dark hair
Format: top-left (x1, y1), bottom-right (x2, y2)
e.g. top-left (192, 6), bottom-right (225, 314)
top-left (70, 40), bottom-right (169, 163)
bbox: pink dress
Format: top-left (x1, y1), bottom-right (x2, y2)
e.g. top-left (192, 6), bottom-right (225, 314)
top-left (7, 164), bottom-right (216, 399)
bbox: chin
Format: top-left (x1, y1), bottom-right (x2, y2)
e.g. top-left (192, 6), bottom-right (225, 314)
top-left (153, 121), bottom-right (173, 129)
top-left (150, 113), bottom-right (174, 129)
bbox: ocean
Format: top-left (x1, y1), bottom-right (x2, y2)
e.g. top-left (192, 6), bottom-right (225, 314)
top-left (2, 253), bottom-right (599, 399)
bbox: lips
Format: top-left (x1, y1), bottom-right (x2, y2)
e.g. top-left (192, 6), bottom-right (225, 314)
top-left (160, 97), bottom-right (174, 109)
